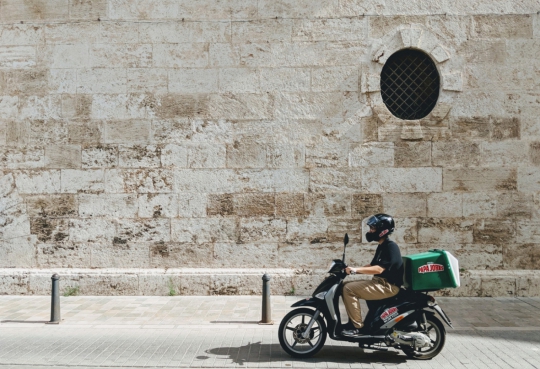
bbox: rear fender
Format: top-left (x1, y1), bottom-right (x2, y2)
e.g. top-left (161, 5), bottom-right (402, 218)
top-left (291, 298), bottom-right (319, 308)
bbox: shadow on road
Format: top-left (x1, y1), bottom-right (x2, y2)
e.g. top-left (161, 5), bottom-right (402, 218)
top-left (206, 342), bottom-right (407, 366)
top-left (1, 320), bottom-right (49, 324)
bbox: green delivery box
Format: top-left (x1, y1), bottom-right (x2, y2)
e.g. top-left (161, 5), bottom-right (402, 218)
top-left (402, 250), bottom-right (460, 291)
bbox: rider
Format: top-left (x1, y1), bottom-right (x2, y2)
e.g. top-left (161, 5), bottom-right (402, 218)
top-left (342, 213), bottom-right (404, 337)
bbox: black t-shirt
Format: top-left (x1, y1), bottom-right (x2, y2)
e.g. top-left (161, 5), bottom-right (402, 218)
top-left (370, 238), bottom-right (403, 287)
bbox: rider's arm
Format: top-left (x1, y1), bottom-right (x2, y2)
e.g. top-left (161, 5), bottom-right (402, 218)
top-left (346, 265), bottom-right (385, 275)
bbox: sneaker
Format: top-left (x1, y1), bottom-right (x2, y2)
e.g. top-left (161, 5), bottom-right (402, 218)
top-left (342, 327), bottom-right (369, 337)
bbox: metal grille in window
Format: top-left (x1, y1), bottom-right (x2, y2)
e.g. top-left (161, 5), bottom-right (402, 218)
top-left (380, 49), bottom-right (440, 120)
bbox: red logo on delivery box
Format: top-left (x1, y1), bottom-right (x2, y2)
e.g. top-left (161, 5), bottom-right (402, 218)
top-left (418, 263), bottom-right (444, 274)
top-left (380, 307), bottom-right (398, 322)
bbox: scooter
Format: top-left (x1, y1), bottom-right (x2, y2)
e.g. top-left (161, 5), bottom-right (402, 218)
top-left (278, 234), bottom-right (454, 360)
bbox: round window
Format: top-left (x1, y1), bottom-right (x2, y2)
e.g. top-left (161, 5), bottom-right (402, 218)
top-left (380, 49), bottom-right (440, 120)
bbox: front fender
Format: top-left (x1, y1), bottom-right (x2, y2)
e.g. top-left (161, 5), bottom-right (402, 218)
top-left (291, 297), bottom-right (319, 308)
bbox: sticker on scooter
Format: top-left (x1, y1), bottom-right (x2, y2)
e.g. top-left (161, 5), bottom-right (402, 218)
top-left (380, 307), bottom-right (399, 322)
top-left (418, 263), bottom-right (444, 274)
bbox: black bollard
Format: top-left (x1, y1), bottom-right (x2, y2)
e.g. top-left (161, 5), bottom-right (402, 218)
top-left (259, 273), bottom-right (273, 325)
top-left (48, 274), bottom-right (60, 324)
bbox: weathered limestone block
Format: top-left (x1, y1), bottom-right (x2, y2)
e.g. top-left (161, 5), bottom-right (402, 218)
top-left (0, 236), bottom-right (37, 268)
top-left (79, 194), bottom-right (137, 217)
top-left (210, 274), bottom-right (261, 295)
top-left (443, 168), bottom-right (517, 191)
top-left (276, 193), bottom-right (305, 217)
top-left (432, 141), bottom-right (481, 167)
top-left (517, 220), bottom-right (540, 243)
top-left (214, 243), bottom-right (278, 267)
top-left (473, 219), bottom-right (514, 245)
top-left (309, 168), bottom-right (362, 193)
top-left (503, 244), bottom-right (540, 269)
top-left (239, 218), bottom-right (286, 243)
top-left (328, 218), bottom-right (361, 242)
top-left (61, 169), bottom-right (104, 193)
top-left (517, 167), bottom-right (540, 192)
top-left (14, 170), bottom-right (61, 194)
top-left (26, 194), bottom-right (77, 217)
top-left (208, 93), bottom-right (273, 120)
top-left (91, 243), bottom-right (151, 268)
top-left (138, 194), bottom-right (179, 218)
top-left (349, 142), bottom-right (394, 167)
top-left (175, 169), bottom-right (239, 193)
top-left (382, 193), bottom-right (427, 218)
top-left (278, 243), bottom-right (342, 268)
top-left (116, 218), bottom-right (170, 243)
top-left (220, 68), bottom-right (260, 93)
top-left (172, 218), bottom-right (236, 244)
top-left (153, 43), bottom-right (209, 68)
top-left (352, 194), bottom-right (383, 219)
top-left (227, 141), bottom-right (266, 168)
top-left (449, 116), bottom-right (490, 140)
top-left (274, 92), bottom-right (346, 120)
top-left (462, 192), bottom-right (497, 217)
top-left (36, 242), bottom-right (90, 268)
top-left (305, 193), bottom-right (351, 218)
top-left (293, 17), bottom-right (367, 42)
top-left (480, 276), bottom-right (516, 297)
top-left (103, 120), bottom-right (150, 144)
top-left (119, 145), bottom-right (161, 168)
top-left (496, 192), bottom-right (533, 218)
top-left (207, 194), bottom-right (234, 216)
top-left (67, 121), bottom-right (101, 145)
top-left (30, 217), bottom-right (68, 243)
top-left (287, 216), bottom-right (331, 243)
top-left (517, 274), bottom-right (540, 297)
top-left (240, 169), bottom-right (310, 193)
top-left (138, 273), bottom-right (212, 296)
top-left (0, 46), bottom-right (36, 68)
top-left (394, 142), bottom-right (431, 167)
top-left (154, 93), bottom-right (210, 118)
top-left (234, 193), bottom-right (276, 217)
top-left (479, 141), bottom-right (529, 167)
top-left (187, 143), bottom-right (226, 168)
top-left (267, 144), bottom-right (305, 168)
top-left (0, 272), bottom-right (29, 294)
top-left (418, 218), bottom-right (474, 243)
top-left (20, 95), bottom-right (62, 120)
top-left (0, 203), bottom-right (31, 241)
top-left (312, 66), bottom-right (359, 92)
top-left (90, 44), bottom-right (152, 69)
top-left (0, 24), bottom-right (44, 46)
top-left (362, 168), bottom-right (442, 193)
top-left (68, 218), bottom-right (115, 243)
top-left (471, 15), bottom-right (533, 39)
top-left (82, 145), bottom-right (118, 168)
top-left (150, 242), bottom-right (213, 268)
top-left (44, 145), bottom-right (81, 169)
top-left (391, 218), bottom-right (417, 244)
top-left (306, 142), bottom-right (349, 168)
top-left (2, 147), bottom-right (45, 169)
top-left (123, 169), bottom-right (174, 193)
top-left (77, 68), bottom-right (127, 94)
top-left (178, 193), bottom-right (207, 217)
top-left (169, 68), bottom-right (218, 93)
top-left (127, 68), bottom-right (168, 93)
top-left (260, 68), bottom-right (311, 92)
top-left (427, 193), bottom-right (463, 218)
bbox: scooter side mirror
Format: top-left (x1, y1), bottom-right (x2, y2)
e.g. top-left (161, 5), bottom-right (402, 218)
top-left (342, 233), bottom-right (349, 263)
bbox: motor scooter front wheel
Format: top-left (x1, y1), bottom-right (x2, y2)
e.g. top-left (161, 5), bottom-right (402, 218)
top-left (278, 307), bottom-right (327, 358)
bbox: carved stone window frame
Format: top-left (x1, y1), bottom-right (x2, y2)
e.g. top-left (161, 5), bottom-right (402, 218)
top-left (361, 25), bottom-right (464, 141)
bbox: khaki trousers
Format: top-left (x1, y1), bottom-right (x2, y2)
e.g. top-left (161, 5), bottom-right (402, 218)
top-left (342, 276), bottom-right (400, 328)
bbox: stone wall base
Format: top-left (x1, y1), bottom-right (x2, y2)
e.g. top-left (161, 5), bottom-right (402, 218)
top-left (1, 269), bottom-right (539, 297)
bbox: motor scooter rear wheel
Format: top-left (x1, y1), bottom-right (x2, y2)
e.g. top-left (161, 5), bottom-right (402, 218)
top-left (279, 308), bottom-right (327, 358)
top-left (401, 316), bottom-right (446, 360)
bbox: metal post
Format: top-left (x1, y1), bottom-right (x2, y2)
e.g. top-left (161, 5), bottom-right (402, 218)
top-left (259, 273), bottom-right (273, 325)
top-left (48, 274), bottom-right (60, 324)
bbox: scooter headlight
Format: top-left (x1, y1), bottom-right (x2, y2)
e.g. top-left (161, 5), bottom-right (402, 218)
top-left (315, 292), bottom-right (326, 300)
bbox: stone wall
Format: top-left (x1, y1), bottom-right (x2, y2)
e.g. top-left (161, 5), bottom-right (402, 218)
top-left (1, 0), bottom-right (539, 296)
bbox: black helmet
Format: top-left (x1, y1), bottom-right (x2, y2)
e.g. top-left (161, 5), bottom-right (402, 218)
top-left (365, 213), bottom-right (395, 242)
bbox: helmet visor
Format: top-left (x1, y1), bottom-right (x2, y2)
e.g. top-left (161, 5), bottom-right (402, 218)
top-left (366, 215), bottom-right (379, 228)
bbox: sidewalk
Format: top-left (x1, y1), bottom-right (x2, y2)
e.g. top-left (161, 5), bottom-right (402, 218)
top-left (1, 296), bottom-right (540, 368)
